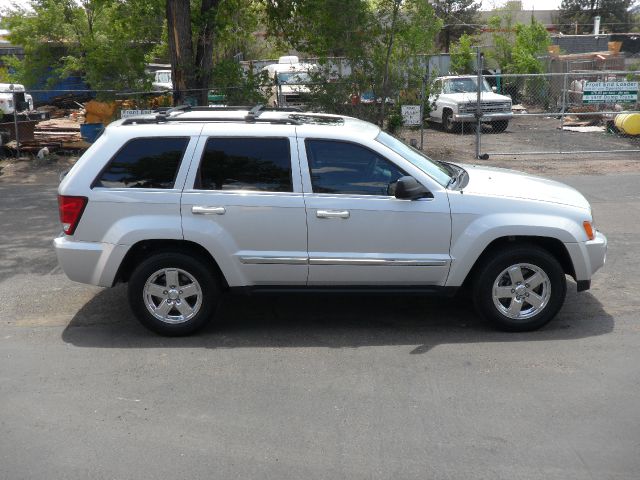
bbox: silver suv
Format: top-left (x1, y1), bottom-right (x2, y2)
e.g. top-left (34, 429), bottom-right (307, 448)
top-left (55, 106), bottom-right (607, 335)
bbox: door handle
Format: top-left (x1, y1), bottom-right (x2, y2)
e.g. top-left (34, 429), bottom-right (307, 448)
top-left (192, 206), bottom-right (226, 215)
top-left (316, 209), bottom-right (350, 219)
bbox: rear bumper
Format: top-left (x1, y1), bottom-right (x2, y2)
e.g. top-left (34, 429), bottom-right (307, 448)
top-left (453, 112), bottom-right (513, 122)
top-left (54, 235), bottom-right (128, 287)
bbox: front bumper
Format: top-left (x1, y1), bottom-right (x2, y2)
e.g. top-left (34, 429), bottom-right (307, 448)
top-left (453, 112), bottom-right (513, 123)
top-left (564, 231), bottom-right (607, 290)
top-left (54, 235), bottom-right (128, 287)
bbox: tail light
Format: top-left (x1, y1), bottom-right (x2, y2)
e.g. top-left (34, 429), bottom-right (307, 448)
top-left (58, 195), bottom-right (87, 235)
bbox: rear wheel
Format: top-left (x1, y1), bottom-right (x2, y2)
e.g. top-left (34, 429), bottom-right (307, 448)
top-left (128, 252), bottom-right (220, 336)
top-left (473, 245), bottom-right (566, 331)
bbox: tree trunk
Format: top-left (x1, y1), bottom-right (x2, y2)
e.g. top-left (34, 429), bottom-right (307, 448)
top-left (166, 0), bottom-right (219, 106)
top-left (166, 0), bottom-right (195, 105)
top-left (194, 0), bottom-right (219, 106)
top-left (378, 0), bottom-right (401, 128)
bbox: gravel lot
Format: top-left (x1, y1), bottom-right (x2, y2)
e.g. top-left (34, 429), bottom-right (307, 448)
top-left (404, 114), bottom-right (640, 176)
top-left (0, 154), bottom-right (639, 478)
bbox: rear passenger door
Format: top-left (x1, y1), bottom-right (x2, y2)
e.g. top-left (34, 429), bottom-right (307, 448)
top-left (181, 125), bottom-right (308, 287)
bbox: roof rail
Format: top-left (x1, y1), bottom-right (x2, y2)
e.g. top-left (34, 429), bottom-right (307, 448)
top-left (245, 104), bottom-right (265, 122)
top-left (121, 116), bottom-right (301, 126)
top-left (120, 104), bottom-right (306, 126)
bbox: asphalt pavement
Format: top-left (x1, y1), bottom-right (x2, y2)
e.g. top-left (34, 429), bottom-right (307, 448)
top-left (0, 170), bottom-right (638, 479)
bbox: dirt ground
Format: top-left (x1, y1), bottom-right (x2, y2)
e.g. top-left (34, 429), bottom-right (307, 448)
top-left (1, 114), bottom-right (639, 181)
top-left (403, 115), bottom-right (640, 176)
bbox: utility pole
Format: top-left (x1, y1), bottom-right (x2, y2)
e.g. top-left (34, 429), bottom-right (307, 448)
top-left (475, 47), bottom-right (483, 159)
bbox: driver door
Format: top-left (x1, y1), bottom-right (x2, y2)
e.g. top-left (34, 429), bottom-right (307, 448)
top-left (298, 138), bottom-right (452, 286)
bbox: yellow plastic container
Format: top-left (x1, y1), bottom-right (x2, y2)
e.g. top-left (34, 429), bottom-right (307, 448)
top-left (615, 113), bottom-right (640, 136)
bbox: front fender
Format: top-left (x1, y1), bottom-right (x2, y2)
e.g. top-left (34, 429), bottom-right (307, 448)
top-left (446, 212), bottom-right (584, 286)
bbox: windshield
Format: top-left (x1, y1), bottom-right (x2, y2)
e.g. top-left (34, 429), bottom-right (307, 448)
top-left (442, 77), bottom-right (491, 94)
top-left (156, 72), bottom-right (171, 83)
top-left (277, 72), bottom-right (312, 85)
top-left (375, 131), bottom-right (452, 187)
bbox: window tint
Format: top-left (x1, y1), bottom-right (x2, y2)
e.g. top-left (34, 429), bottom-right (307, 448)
top-left (197, 137), bottom-right (292, 192)
top-left (95, 137), bottom-right (188, 189)
top-left (305, 139), bottom-right (406, 196)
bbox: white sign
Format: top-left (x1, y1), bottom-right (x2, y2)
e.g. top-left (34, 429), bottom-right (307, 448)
top-left (120, 109), bottom-right (155, 118)
top-left (401, 105), bottom-right (422, 126)
top-left (583, 81), bottom-right (638, 104)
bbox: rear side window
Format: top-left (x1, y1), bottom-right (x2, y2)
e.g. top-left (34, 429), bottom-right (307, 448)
top-left (197, 137), bottom-right (292, 192)
top-left (95, 137), bottom-right (189, 189)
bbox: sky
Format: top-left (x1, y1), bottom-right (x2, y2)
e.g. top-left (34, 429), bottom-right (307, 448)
top-left (0, 0), bottom-right (563, 12)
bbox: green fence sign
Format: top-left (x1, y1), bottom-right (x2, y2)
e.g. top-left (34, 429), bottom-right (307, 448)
top-left (582, 81), bottom-right (638, 104)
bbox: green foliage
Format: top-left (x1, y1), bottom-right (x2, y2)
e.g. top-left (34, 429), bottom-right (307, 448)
top-left (485, 13), bottom-right (515, 70)
top-left (1, 0), bottom-right (165, 93)
top-left (213, 0), bottom-right (266, 62)
top-left (557, 0), bottom-right (635, 34)
top-left (264, 0), bottom-right (373, 58)
top-left (211, 59), bottom-right (270, 105)
top-left (509, 20), bottom-right (550, 74)
top-left (449, 33), bottom-right (475, 74)
top-left (266, 0), bottom-right (442, 128)
top-left (386, 105), bottom-right (404, 133)
top-left (486, 15), bottom-right (550, 74)
top-left (431, 0), bottom-right (481, 52)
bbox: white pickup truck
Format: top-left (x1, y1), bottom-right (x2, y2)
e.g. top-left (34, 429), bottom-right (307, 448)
top-left (429, 76), bottom-right (513, 133)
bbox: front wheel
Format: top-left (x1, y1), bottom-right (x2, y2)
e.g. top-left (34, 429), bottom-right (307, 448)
top-left (491, 120), bottom-right (509, 132)
top-left (442, 110), bottom-right (459, 133)
top-left (473, 245), bottom-right (566, 331)
top-left (128, 252), bottom-right (220, 336)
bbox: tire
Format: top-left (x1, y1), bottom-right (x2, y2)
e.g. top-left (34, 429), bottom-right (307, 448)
top-left (491, 120), bottom-right (509, 132)
top-left (472, 245), bottom-right (566, 332)
top-left (442, 110), bottom-right (459, 133)
top-left (127, 252), bottom-right (220, 336)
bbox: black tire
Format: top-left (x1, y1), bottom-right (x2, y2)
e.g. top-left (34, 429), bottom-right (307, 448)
top-left (472, 245), bottom-right (566, 332)
top-left (128, 252), bottom-right (220, 336)
top-left (442, 110), bottom-right (459, 133)
top-left (491, 120), bottom-right (509, 132)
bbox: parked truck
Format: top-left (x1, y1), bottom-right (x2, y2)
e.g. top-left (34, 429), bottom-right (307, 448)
top-left (428, 76), bottom-right (513, 133)
top-left (0, 83), bottom-right (34, 116)
top-left (263, 56), bottom-right (317, 108)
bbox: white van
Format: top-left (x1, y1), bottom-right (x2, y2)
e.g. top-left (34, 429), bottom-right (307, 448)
top-left (263, 56), bottom-right (317, 107)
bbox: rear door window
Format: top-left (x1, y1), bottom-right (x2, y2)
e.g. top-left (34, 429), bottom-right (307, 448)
top-left (94, 137), bottom-right (189, 189)
top-left (196, 137), bottom-right (292, 192)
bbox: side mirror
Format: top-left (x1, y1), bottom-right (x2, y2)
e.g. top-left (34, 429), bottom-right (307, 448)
top-left (394, 176), bottom-right (431, 200)
top-left (491, 86), bottom-right (497, 93)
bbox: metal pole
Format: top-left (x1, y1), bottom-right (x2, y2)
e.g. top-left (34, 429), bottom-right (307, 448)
top-left (10, 84), bottom-right (20, 158)
top-left (475, 48), bottom-right (483, 159)
top-left (560, 71), bottom-right (568, 155)
top-left (420, 73), bottom-right (426, 150)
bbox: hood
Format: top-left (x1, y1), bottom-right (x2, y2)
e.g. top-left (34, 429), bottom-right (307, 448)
top-left (280, 85), bottom-right (310, 94)
top-left (459, 164), bottom-right (590, 210)
top-left (440, 92), bottom-right (511, 103)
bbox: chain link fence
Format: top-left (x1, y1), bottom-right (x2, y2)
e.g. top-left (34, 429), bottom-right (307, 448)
top-left (1, 70), bottom-right (639, 161)
top-left (473, 71), bottom-right (640, 159)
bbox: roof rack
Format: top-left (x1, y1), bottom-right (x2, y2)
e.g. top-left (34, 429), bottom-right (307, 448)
top-left (120, 104), bottom-right (304, 126)
top-left (121, 116), bottom-right (301, 126)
